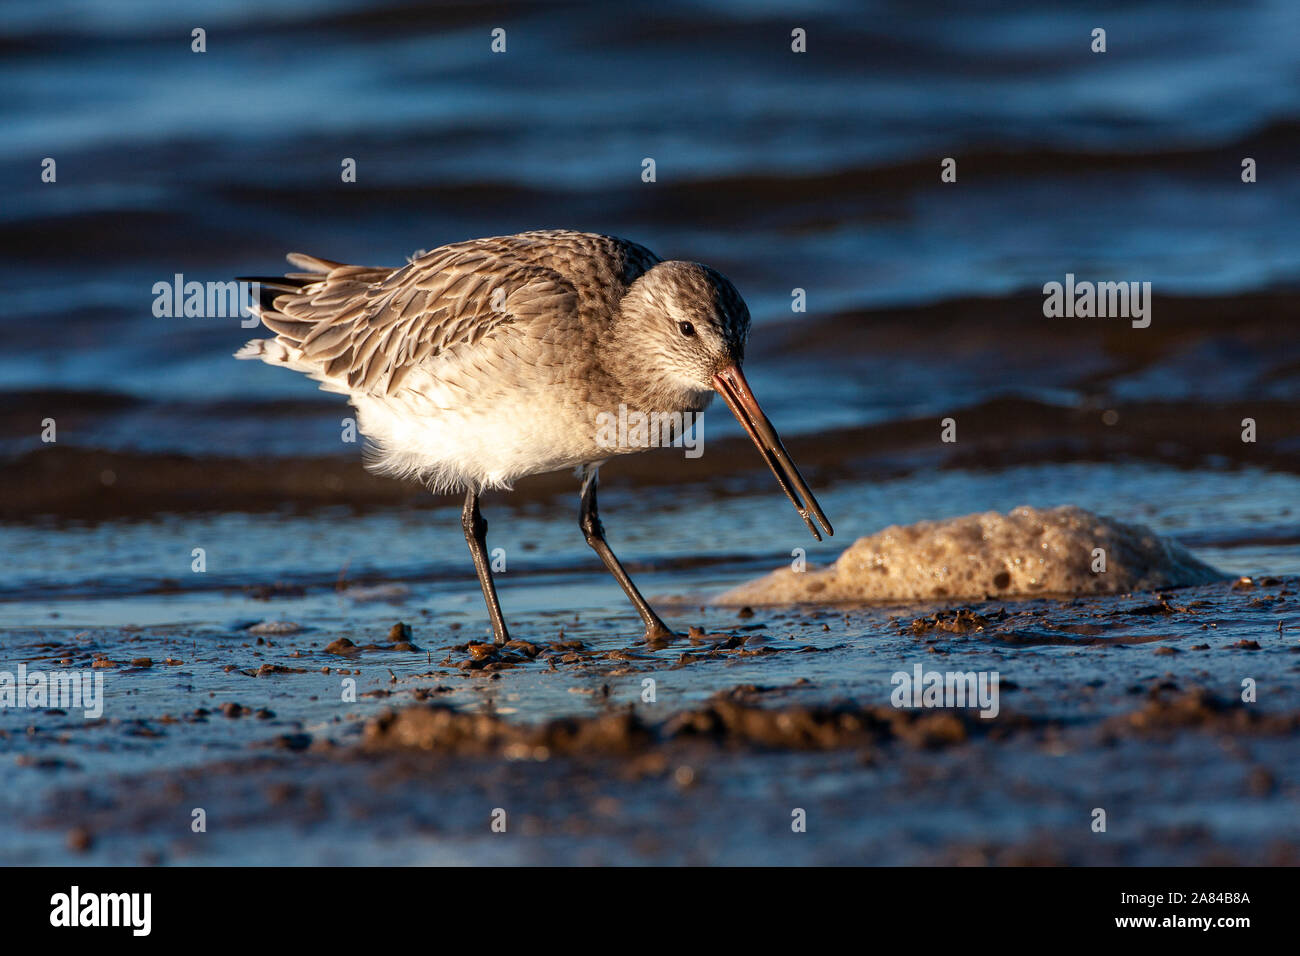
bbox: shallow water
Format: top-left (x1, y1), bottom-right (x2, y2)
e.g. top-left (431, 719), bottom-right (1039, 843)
top-left (2, 0), bottom-right (1299, 866)
top-left (3, 0), bottom-right (1299, 454)
top-left (3, 457), bottom-right (1298, 863)
top-left (2, 565), bottom-right (1296, 865)
top-left (2, 462), bottom-right (1296, 621)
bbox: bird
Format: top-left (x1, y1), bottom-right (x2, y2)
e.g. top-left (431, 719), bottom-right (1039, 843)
top-left (236, 229), bottom-right (832, 645)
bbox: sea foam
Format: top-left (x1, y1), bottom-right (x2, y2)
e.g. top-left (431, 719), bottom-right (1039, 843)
top-left (715, 505), bottom-right (1224, 605)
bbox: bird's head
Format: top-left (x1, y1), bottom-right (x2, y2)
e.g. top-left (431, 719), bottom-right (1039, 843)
top-left (617, 260), bottom-right (750, 397)
top-left (614, 259), bottom-right (832, 541)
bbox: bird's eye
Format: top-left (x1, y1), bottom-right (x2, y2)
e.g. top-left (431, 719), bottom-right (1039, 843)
top-left (678, 321), bottom-right (695, 337)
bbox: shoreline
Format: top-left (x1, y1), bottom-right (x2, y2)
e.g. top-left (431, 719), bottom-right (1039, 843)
top-left (3, 575), bottom-right (1297, 865)
top-left (3, 395), bottom-right (1295, 522)
top-left (4, 285), bottom-right (1296, 522)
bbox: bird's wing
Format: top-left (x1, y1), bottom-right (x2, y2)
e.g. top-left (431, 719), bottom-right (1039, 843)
top-left (252, 242), bottom-right (580, 396)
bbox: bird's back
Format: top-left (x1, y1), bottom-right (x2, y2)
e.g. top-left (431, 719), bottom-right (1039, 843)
top-left (235, 230), bottom-right (662, 490)
top-left (239, 230), bottom-right (657, 394)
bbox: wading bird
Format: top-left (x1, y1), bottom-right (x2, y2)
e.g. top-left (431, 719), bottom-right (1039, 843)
top-left (237, 230), bottom-right (832, 643)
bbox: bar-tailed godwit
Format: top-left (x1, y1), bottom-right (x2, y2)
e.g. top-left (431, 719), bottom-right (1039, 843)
top-left (236, 230), bottom-right (832, 643)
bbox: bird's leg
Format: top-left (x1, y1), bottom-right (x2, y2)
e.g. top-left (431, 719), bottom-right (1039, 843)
top-left (461, 489), bottom-right (511, 645)
top-left (578, 469), bottom-right (678, 642)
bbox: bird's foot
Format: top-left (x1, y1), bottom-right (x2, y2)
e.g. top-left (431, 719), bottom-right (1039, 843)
top-left (642, 622), bottom-right (682, 647)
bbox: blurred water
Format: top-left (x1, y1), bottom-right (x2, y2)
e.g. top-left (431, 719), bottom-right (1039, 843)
top-left (1, 0), bottom-right (1297, 443)
top-left (0, 0), bottom-right (1296, 603)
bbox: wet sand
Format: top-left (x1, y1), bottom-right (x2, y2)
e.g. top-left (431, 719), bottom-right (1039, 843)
top-left (2, 569), bottom-right (1297, 865)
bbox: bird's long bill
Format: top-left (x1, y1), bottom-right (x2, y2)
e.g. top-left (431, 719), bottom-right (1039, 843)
top-left (711, 365), bottom-right (833, 542)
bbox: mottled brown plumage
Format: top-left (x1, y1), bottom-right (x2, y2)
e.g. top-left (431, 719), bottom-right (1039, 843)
top-left (253, 230), bottom-right (660, 397)
top-left (236, 229), bottom-right (829, 644)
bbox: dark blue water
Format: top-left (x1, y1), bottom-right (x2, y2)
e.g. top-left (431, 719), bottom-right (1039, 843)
top-left (1, 0), bottom-right (1298, 455)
